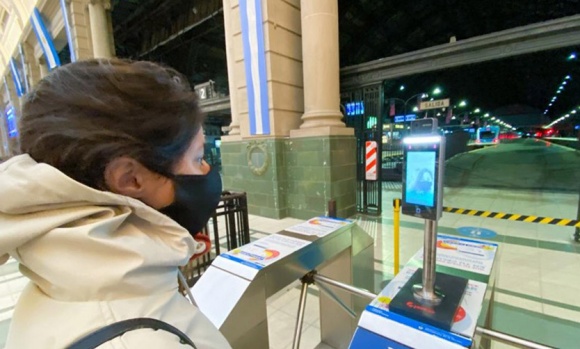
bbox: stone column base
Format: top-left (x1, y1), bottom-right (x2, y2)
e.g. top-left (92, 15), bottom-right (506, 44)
top-left (290, 126), bottom-right (354, 138)
top-left (220, 135), bottom-right (356, 220)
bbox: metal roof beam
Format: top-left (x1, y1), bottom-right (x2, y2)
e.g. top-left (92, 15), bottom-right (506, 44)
top-left (341, 14), bottom-right (580, 89)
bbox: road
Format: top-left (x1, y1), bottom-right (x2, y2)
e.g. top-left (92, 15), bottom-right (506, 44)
top-left (445, 139), bottom-right (580, 191)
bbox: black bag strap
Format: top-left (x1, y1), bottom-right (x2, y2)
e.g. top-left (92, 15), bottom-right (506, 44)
top-left (66, 318), bottom-right (197, 349)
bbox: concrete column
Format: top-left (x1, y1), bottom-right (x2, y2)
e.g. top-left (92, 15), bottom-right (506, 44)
top-left (0, 88), bottom-right (9, 158)
top-left (22, 42), bottom-right (41, 87)
top-left (222, 0), bottom-right (240, 138)
top-left (38, 58), bottom-right (49, 78)
top-left (88, 0), bottom-right (114, 58)
top-left (290, 0), bottom-right (352, 138)
top-left (220, 0), bottom-right (356, 219)
top-left (69, 0), bottom-right (94, 60)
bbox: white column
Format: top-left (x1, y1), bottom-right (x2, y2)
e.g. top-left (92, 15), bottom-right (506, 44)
top-left (88, 0), bottom-right (114, 58)
top-left (291, 0), bottom-right (351, 137)
top-left (23, 42), bottom-right (41, 87)
top-left (38, 58), bottom-right (49, 78)
top-left (0, 88), bottom-right (9, 157)
top-left (222, 0), bottom-right (240, 136)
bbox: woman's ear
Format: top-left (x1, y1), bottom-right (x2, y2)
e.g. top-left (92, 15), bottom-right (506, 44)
top-left (104, 157), bottom-right (146, 198)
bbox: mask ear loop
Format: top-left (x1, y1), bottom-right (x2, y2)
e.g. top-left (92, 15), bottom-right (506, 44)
top-left (178, 269), bottom-right (197, 307)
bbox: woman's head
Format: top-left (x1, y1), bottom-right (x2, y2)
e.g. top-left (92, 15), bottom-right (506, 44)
top-left (20, 58), bottom-right (208, 209)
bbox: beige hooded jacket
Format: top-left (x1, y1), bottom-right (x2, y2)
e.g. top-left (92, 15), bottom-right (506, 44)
top-left (0, 154), bottom-right (231, 349)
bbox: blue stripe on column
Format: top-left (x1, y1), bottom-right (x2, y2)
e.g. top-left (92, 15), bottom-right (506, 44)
top-left (31, 8), bottom-right (61, 70)
top-left (9, 59), bottom-right (24, 97)
top-left (239, 0), bottom-right (270, 135)
top-left (60, 0), bottom-right (77, 62)
top-left (253, 0), bottom-right (270, 134)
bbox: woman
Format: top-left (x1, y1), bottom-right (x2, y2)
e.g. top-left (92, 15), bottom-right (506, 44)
top-left (0, 59), bottom-right (231, 348)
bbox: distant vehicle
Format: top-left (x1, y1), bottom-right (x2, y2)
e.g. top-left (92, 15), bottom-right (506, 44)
top-left (540, 128), bottom-right (558, 138)
top-left (522, 128), bottom-right (559, 138)
top-left (476, 126), bottom-right (500, 145)
top-left (499, 131), bottom-right (519, 140)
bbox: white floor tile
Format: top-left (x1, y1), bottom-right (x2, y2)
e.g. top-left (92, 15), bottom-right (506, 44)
top-left (495, 292), bottom-right (543, 313)
top-left (295, 324), bottom-right (321, 349)
top-left (541, 282), bottom-right (580, 308)
top-left (542, 304), bottom-right (580, 324)
top-left (497, 274), bottom-right (542, 297)
top-left (267, 309), bottom-right (299, 349)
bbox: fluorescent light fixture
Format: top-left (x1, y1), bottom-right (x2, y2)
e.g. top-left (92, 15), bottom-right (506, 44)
top-left (403, 136), bottom-right (442, 145)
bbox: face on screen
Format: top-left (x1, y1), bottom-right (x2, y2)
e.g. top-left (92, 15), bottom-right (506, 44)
top-left (405, 151), bottom-right (436, 207)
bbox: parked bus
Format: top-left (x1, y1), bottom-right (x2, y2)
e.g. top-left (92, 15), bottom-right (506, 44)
top-left (476, 126), bottom-right (500, 145)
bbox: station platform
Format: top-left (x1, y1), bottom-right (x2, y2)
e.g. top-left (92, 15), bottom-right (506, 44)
top-left (1, 184), bottom-right (579, 348)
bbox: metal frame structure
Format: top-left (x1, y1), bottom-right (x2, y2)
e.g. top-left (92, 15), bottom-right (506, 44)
top-left (343, 84), bottom-right (384, 215)
top-left (291, 272), bottom-right (554, 349)
top-left (340, 14), bottom-right (580, 89)
top-left (339, 13), bottom-right (580, 218)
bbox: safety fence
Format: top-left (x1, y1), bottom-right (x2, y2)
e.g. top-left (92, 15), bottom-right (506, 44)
top-left (179, 191), bottom-right (250, 292)
top-left (443, 206), bottom-right (580, 228)
top-left (391, 199), bottom-right (580, 275)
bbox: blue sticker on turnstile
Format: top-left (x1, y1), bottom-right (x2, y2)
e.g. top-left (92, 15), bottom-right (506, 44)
top-left (349, 327), bottom-right (411, 349)
top-left (219, 254), bottom-right (263, 270)
top-left (457, 226), bottom-right (497, 239)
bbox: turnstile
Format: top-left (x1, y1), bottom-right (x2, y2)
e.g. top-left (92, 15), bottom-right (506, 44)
top-left (191, 217), bottom-right (374, 349)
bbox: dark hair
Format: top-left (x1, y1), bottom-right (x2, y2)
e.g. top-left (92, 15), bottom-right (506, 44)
top-left (20, 58), bottom-right (204, 189)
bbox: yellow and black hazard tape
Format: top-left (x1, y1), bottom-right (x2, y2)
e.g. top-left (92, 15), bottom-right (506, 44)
top-left (443, 206), bottom-right (580, 228)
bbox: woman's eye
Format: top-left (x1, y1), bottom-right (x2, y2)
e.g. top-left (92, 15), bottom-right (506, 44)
top-left (195, 157), bottom-right (204, 164)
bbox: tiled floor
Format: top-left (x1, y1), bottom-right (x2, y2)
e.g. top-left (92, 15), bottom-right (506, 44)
top-left (1, 186), bottom-right (579, 348)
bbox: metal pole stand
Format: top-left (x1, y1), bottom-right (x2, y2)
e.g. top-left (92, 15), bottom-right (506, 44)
top-left (412, 219), bottom-right (444, 306)
top-left (291, 272), bottom-right (316, 349)
top-left (291, 271), bottom-right (374, 349)
top-left (574, 192), bottom-right (580, 242)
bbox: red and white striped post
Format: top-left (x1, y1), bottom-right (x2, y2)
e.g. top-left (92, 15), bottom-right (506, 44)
top-left (365, 141), bottom-right (378, 181)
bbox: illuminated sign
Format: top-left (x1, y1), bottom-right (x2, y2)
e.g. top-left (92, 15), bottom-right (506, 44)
top-left (419, 98), bottom-right (450, 110)
top-left (346, 102), bottom-right (365, 116)
top-left (394, 114), bottom-right (417, 123)
top-left (366, 116), bottom-right (377, 129)
top-left (5, 104), bottom-right (18, 138)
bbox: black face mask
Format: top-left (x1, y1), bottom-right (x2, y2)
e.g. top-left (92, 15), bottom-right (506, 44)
top-left (159, 167), bottom-right (222, 236)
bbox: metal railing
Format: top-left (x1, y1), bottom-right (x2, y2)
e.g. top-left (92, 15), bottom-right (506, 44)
top-left (291, 271), bottom-right (555, 349)
top-left (179, 191), bottom-right (250, 292)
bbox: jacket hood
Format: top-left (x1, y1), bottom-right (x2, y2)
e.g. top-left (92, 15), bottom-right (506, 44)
top-left (0, 154), bottom-right (197, 301)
